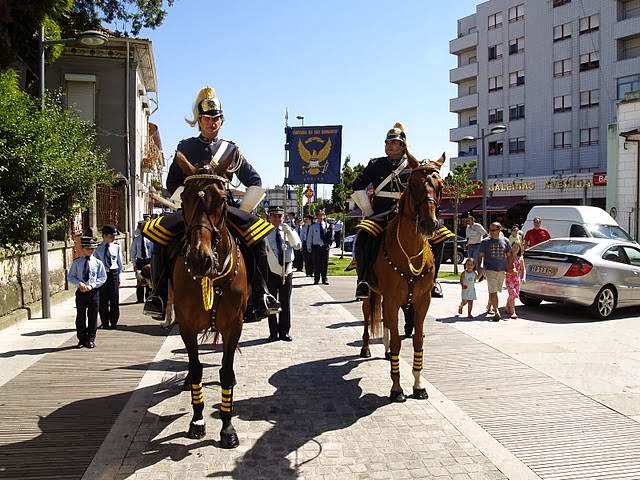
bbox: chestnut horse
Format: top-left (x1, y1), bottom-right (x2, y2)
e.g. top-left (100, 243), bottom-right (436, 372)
top-left (360, 152), bottom-right (445, 403)
top-left (172, 151), bottom-right (249, 448)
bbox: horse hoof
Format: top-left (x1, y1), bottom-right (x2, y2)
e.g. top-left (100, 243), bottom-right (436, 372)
top-left (360, 347), bottom-right (371, 358)
top-left (220, 431), bottom-right (239, 449)
top-left (412, 388), bottom-right (428, 400)
top-left (389, 390), bottom-right (406, 403)
top-left (384, 351), bottom-right (391, 361)
top-left (188, 422), bottom-right (206, 439)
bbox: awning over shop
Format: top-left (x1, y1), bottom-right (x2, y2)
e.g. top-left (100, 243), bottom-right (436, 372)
top-left (438, 197), bottom-right (481, 218)
top-left (471, 195), bottom-right (525, 213)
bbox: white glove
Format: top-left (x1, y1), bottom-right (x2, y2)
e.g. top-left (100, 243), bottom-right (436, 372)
top-left (239, 186), bottom-right (266, 212)
top-left (351, 190), bottom-right (374, 217)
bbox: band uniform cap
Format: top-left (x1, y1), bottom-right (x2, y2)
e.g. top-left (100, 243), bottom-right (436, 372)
top-left (80, 236), bottom-right (99, 248)
top-left (385, 121), bottom-right (407, 144)
top-left (267, 205), bottom-right (285, 215)
top-left (101, 224), bottom-right (119, 235)
top-left (195, 87), bottom-right (223, 118)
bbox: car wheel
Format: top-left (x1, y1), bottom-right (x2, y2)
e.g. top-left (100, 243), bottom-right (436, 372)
top-left (590, 286), bottom-right (616, 320)
top-left (455, 251), bottom-right (465, 264)
top-left (519, 293), bottom-right (542, 307)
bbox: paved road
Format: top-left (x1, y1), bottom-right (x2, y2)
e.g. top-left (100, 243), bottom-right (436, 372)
top-left (0, 269), bottom-right (638, 479)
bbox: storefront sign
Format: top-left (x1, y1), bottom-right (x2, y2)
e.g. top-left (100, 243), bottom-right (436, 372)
top-left (592, 172), bottom-right (607, 186)
top-left (489, 181), bottom-right (536, 192)
top-left (544, 178), bottom-right (592, 189)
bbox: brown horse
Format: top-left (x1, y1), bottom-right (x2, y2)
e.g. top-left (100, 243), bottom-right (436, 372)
top-left (172, 150), bottom-right (249, 448)
top-left (361, 152), bottom-right (445, 403)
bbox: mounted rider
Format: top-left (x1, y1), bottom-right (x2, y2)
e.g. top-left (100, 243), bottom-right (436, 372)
top-left (142, 86), bottom-right (280, 321)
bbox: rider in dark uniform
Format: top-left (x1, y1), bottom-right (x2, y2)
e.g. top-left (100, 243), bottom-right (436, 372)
top-left (142, 86), bottom-right (280, 321)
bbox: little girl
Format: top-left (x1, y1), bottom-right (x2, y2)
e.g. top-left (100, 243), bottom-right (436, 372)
top-left (458, 258), bottom-right (478, 318)
top-left (505, 241), bottom-right (525, 319)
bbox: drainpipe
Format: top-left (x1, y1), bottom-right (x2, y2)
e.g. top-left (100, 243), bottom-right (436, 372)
top-left (125, 38), bottom-right (133, 238)
top-left (620, 129), bottom-right (640, 241)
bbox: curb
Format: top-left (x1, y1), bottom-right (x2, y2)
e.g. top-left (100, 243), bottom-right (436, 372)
top-left (0, 289), bottom-right (76, 332)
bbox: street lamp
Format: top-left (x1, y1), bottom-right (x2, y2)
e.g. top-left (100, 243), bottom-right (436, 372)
top-left (38, 26), bottom-right (107, 318)
top-left (620, 128), bottom-right (640, 240)
top-left (462, 124), bottom-right (507, 227)
top-left (296, 115), bottom-right (304, 126)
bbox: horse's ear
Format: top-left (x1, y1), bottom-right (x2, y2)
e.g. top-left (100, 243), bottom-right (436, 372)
top-left (405, 147), bottom-right (420, 169)
top-left (214, 148), bottom-right (237, 177)
top-left (433, 152), bottom-right (446, 171)
top-left (175, 151), bottom-right (197, 176)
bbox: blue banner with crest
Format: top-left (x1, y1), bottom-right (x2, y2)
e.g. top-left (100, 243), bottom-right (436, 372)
top-left (285, 125), bottom-right (342, 185)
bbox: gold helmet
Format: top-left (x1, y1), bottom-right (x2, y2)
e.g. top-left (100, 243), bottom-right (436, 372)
top-left (385, 122), bottom-right (406, 143)
top-left (185, 86), bottom-right (223, 127)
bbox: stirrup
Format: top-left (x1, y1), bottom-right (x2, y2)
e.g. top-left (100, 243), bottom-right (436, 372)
top-left (355, 281), bottom-right (370, 300)
top-left (143, 296), bottom-right (165, 321)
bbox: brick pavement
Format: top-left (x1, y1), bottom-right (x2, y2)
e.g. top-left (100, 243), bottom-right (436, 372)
top-left (102, 274), bottom-right (510, 480)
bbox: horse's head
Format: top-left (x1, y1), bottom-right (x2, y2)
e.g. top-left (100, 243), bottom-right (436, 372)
top-left (404, 151), bottom-right (445, 237)
top-left (178, 150), bottom-right (234, 277)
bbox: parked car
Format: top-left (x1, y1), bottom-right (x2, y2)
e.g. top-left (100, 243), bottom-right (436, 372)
top-left (519, 238), bottom-right (640, 319)
top-left (522, 206), bottom-right (634, 242)
top-left (442, 235), bottom-right (466, 264)
top-left (343, 234), bottom-right (356, 253)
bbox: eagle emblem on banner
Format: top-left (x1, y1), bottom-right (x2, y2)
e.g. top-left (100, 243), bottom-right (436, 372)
top-left (297, 137), bottom-right (332, 176)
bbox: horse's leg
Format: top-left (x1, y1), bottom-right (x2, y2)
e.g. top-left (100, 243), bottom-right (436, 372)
top-left (181, 330), bottom-right (206, 438)
top-left (411, 301), bottom-right (430, 400)
top-left (383, 326), bottom-right (391, 360)
top-left (218, 330), bottom-right (241, 449)
top-left (383, 299), bottom-right (405, 403)
top-left (360, 296), bottom-right (371, 358)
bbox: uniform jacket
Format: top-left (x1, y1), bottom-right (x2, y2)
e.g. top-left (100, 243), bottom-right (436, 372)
top-left (265, 225), bottom-right (302, 275)
top-left (130, 232), bottom-right (154, 262)
top-left (352, 156), bottom-right (410, 215)
top-left (68, 255), bottom-right (107, 289)
top-left (94, 242), bottom-right (123, 276)
top-left (307, 221), bottom-right (333, 251)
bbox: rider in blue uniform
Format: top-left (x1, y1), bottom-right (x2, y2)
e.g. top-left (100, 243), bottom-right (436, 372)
top-left (143, 86), bottom-right (280, 321)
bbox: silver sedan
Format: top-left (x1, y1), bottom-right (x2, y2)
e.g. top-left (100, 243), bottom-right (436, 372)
top-left (520, 238), bottom-right (640, 319)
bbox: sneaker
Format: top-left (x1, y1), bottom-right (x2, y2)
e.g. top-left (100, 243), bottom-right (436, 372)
top-left (510, 313), bottom-right (517, 319)
top-left (84, 341), bottom-right (96, 348)
top-left (77, 341), bottom-right (84, 348)
top-left (143, 296), bottom-right (165, 321)
top-left (355, 282), bottom-right (370, 300)
top-left (492, 312), bottom-right (501, 322)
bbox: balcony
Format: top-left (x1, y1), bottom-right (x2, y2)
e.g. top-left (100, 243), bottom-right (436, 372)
top-left (614, 15), bottom-right (640, 40)
top-left (449, 155), bottom-right (478, 170)
top-left (450, 93), bottom-right (479, 113)
top-left (450, 31), bottom-right (478, 54)
top-left (450, 124), bottom-right (479, 142)
top-left (450, 62), bottom-right (478, 83)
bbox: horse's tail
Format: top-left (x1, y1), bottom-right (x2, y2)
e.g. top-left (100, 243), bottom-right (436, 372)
top-left (368, 292), bottom-right (382, 338)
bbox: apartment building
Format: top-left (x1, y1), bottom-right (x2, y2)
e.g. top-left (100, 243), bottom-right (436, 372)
top-left (449, 0), bottom-right (640, 223)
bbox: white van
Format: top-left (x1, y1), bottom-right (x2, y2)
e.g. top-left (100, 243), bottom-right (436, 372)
top-left (522, 206), bottom-right (634, 242)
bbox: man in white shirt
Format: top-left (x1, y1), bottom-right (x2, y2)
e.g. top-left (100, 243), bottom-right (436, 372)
top-left (306, 209), bottom-right (333, 285)
top-left (465, 215), bottom-right (487, 273)
top-left (95, 224), bottom-right (123, 329)
top-left (333, 218), bottom-right (344, 248)
top-left (264, 206), bottom-right (302, 342)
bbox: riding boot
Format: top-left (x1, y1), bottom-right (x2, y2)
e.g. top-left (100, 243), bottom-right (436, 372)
top-left (253, 239), bottom-right (281, 319)
top-left (143, 246), bottom-right (169, 321)
top-left (354, 230), bottom-right (372, 299)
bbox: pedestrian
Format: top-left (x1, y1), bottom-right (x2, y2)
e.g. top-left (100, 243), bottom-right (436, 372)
top-left (67, 236), bottom-right (107, 348)
top-left (292, 217), bottom-right (304, 272)
top-left (429, 224), bottom-right (455, 298)
top-left (95, 224), bottom-right (123, 329)
top-left (478, 222), bottom-right (512, 321)
top-left (300, 215), bottom-right (315, 277)
top-left (141, 85), bottom-right (280, 322)
top-left (508, 224), bottom-right (523, 246)
top-left (307, 208), bottom-right (333, 285)
top-left (458, 258), bottom-right (478, 318)
top-left (286, 211), bottom-right (296, 228)
top-left (523, 217), bottom-right (551, 250)
top-left (505, 242), bottom-right (525, 319)
top-left (333, 218), bottom-right (344, 248)
top-left (465, 215), bottom-right (487, 276)
top-left (264, 206), bottom-right (302, 342)
top-left (131, 220), bottom-right (154, 303)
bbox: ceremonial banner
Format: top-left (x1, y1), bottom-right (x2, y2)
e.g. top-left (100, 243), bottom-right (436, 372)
top-left (286, 125), bottom-right (342, 184)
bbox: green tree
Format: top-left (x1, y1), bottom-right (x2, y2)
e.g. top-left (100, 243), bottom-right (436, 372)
top-left (443, 161), bottom-right (482, 275)
top-left (0, 69), bottom-right (111, 247)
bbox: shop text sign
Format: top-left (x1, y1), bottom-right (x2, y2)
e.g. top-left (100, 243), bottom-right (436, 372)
top-left (489, 175), bottom-right (604, 193)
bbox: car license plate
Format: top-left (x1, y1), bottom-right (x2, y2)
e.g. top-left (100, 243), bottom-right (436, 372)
top-left (528, 264), bottom-right (557, 276)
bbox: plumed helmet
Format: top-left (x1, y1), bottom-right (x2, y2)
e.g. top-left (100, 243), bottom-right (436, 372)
top-left (186, 86), bottom-right (223, 127)
top-left (385, 122), bottom-right (406, 144)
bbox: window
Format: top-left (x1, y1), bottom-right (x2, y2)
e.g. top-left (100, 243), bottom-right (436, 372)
top-left (509, 37), bottom-right (524, 55)
top-left (622, 0), bottom-right (640, 20)
top-left (579, 14), bottom-right (599, 34)
top-left (508, 4), bottom-right (524, 22)
top-left (65, 76), bottom-right (96, 123)
top-left (617, 74), bottom-right (640, 99)
top-left (580, 127), bottom-right (599, 146)
top-left (553, 59), bottom-right (572, 77)
top-left (509, 70), bottom-right (525, 86)
top-left (580, 89), bottom-right (599, 108)
top-left (579, 51), bottom-right (599, 71)
top-left (509, 137), bottom-right (525, 153)
top-left (509, 104), bottom-right (525, 120)
top-left (468, 84), bottom-right (477, 95)
top-left (488, 44), bottom-right (503, 60)
top-left (488, 108), bottom-right (503, 124)
top-left (468, 115), bottom-right (477, 126)
top-left (620, 35), bottom-right (640, 60)
top-left (488, 140), bottom-right (503, 155)
top-left (468, 55), bottom-right (477, 64)
top-left (554, 131), bottom-right (572, 148)
top-left (570, 225), bottom-right (589, 237)
top-left (622, 246), bottom-right (640, 267)
top-left (554, 95), bottom-right (572, 113)
top-left (553, 23), bottom-right (572, 41)
top-left (488, 12), bottom-right (503, 29)
top-left (489, 75), bottom-right (503, 92)
top-left (553, 0), bottom-right (570, 6)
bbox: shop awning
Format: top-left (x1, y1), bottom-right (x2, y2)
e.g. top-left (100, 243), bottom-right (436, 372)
top-left (472, 195), bottom-right (526, 213)
top-left (438, 197), bottom-right (481, 218)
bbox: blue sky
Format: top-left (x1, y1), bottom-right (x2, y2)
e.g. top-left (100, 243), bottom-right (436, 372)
top-left (139, 0), bottom-right (481, 191)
